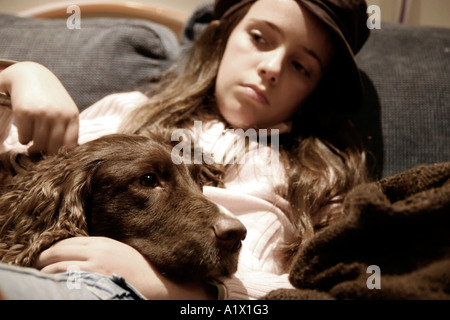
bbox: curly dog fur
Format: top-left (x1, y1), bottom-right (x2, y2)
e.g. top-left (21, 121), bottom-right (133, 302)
top-left (0, 133), bottom-right (246, 282)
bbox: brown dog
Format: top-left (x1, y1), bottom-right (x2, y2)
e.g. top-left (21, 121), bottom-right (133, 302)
top-left (0, 134), bottom-right (246, 282)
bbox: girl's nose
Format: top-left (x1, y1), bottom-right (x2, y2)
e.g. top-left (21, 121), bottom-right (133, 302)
top-left (258, 51), bottom-right (283, 85)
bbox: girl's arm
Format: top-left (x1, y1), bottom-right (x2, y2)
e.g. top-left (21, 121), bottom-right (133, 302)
top-left (0, 61), bottom-right (79, 155)
top-left (35, 236), bottom-right (217, 300)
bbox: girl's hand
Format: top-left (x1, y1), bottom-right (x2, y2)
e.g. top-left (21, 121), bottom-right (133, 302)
top-left (0, 61), bottom-right (79, 155)
top-left (35, 236), bottom-right (216, 300)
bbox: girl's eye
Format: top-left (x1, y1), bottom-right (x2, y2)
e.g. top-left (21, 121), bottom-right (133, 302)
top-left (292, 61), bottom-right (311, 77)
top-left (249, 29), bottom-right (266, 45)
top-left (139, 173), bottom-right (160, 188)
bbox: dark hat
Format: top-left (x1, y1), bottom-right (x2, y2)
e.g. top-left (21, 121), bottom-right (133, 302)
top-left (214, 0), bottom-right (370, 113)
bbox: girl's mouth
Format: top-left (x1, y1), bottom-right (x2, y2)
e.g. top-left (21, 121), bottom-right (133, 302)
top-left (240, 84), bottom-right (269, 105)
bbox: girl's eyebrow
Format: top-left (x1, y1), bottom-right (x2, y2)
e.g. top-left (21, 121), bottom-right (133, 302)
top-left (249, 18), bottom-right (324, 72)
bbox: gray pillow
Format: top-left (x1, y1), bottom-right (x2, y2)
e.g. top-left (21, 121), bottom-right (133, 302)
top-left (0, 14), bottom-right (180, 111)
top-left (355, 23), bottom-right (450, 178)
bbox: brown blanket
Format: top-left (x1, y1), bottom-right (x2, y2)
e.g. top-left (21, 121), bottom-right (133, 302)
top-left (265, 162), bottom-right (450, 300)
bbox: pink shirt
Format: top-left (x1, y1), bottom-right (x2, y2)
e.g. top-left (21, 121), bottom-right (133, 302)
top-left (0, 91), bottom-right (296, 299)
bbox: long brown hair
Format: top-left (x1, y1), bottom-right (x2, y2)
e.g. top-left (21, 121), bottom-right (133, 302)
top-left (121, 2), bottom-right (370, 266)
top-left (120, 5), bottom-right (246, 132)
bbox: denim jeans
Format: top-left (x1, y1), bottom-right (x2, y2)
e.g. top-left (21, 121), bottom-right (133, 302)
top-left (0, 263), bottom-right (146, 300)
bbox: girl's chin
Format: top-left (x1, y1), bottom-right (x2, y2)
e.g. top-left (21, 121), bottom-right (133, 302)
top-left (225, 118), bottom-right (257, 130)
top-left (220, 110), bottom-right (260, 130)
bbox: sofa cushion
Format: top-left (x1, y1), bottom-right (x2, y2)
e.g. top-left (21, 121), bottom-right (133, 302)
top-left (355, 23), bottom-right (450, 178)
top-left (0, 14), bottom-right (179, 111)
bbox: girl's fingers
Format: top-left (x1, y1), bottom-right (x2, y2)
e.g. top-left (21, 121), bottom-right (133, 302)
top-left (39, 261), bottom-right (88, 274)
top-left (27, 113), bottom-right (79, 155)
top-left (62, 116), bottom-right (79, 151)
top-left (46, 119), bottom-right (68, 155)
top-left (44, 111), bottom-right (79, 154)
top-left (28, 118), bottom-right (52, 155)
top-left (2, 62), bottom-right (79, 155)
top-left (15, 114), bottom-right (34, 145)
top-left (34, 237), bottom-right (90, 270)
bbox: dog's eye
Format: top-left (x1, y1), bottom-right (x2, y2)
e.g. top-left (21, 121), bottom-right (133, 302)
top-left (139, 173), bottom-right (160, 188)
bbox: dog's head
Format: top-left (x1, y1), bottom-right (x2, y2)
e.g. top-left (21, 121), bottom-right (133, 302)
top-left (75, 134), bottom-right (247, 281)
top-left (0, 134), bottom-right (246, 281)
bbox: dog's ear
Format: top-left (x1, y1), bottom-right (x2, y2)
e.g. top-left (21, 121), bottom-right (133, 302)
top-left (0, 152), bottom-right (38, 188)
top-left (57, 159), bottom-right (103, 235)
top-left (0, 155), bottom-right (101, 266)
top-left (188, 161), bottom-right (225, 189)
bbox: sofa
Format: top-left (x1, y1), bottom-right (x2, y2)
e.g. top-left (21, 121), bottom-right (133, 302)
top-left (1, 1), bottom-right (449, 300)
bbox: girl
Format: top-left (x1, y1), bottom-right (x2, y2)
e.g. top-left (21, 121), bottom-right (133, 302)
top-left (0, 0), bottom-right (370, 299)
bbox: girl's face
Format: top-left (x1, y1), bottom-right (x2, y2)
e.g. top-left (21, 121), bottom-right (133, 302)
top-left (215, 0), bottom-right (334, 129)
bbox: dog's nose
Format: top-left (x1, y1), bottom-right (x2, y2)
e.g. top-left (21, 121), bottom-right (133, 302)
top-left (213, 218), bottom-right (247, 251)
